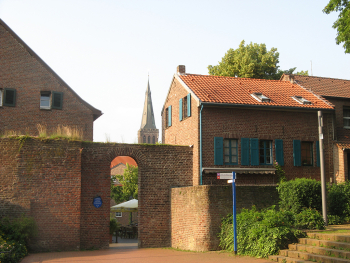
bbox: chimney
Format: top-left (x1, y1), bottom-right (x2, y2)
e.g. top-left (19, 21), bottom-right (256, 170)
top-left (177, 65), bottom-right (186, 75)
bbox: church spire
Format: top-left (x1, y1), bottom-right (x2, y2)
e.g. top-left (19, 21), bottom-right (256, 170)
top-left (140, 77), bottom-right (156, 129)
top-left (138, 76), bottom-right (159, 144)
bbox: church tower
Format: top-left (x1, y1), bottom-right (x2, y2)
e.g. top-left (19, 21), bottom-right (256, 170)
top-left (138, 78), bottom-right (159, 144)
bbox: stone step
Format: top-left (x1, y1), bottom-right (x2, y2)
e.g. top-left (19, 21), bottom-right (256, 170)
top-left (269, 255), bottom-right (308, 263)
top-left (289, 243), bottom-right (350, 259)
top-left (283, 249), bottom-right (350, 263)
top-left (299, 238), bottom-right (350, 251)
top-left (307, 232), bottom-right (350, 243)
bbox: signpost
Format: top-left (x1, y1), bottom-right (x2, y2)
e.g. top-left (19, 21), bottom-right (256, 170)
top-left (217, 172), bottom-right (237, 254)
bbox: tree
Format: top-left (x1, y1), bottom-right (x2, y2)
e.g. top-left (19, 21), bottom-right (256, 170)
top-left (323, 0), bottom-right (350, 53)
top-left (208, 40), bottom-right (308, 80)
top-left (111, 164), bottom-right (138, 204)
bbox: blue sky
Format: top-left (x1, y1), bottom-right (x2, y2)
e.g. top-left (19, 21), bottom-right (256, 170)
top-left (0, 0), bottom-right (348, 143)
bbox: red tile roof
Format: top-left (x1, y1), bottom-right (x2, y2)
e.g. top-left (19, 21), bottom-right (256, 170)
top-left (110, 156), bottom-right (137, 168)
top-left (178, 74), bottom-right (333, 110)
top-left (284, 74), bottom-right (350, 99)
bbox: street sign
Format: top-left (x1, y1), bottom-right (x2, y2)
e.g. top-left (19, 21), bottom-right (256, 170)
top-left (217, 173), bottom-right (234, 179)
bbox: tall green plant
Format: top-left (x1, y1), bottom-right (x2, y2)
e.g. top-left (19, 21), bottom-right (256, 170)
top-left (277, 178), bottom-right (322, 213)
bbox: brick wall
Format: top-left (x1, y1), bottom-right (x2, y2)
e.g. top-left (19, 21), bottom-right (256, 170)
top-left (171, 185), bottom-right (278, 251)
top-left (0, 138), bottom-right (82, 251)
top-left (0, 138), bottom-right (193, 251)
top-left (0, 22), bottom-right (97, 141)
top-left (162, 77), bottom-right (200, 185)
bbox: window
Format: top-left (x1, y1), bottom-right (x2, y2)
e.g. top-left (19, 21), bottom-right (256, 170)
top-left (224, 139), bottom-right (238, 165)
top-left (251, 92), bottom-right (270, 102)
top-left (344, 107), bottom-right (350, 128)
top-left (148, 136), bottom-right (150, 143)
top-left (143, 135), bottom-right (146, 143)
top-left (115, 212), bottom-right (122, 217)
top-left (40, 92), bottom-right (51, 109)
top-left (179, 93), bottom-right (191, 121)
top-left (40, 91), bottom-right (63, 110)
top-left (259, 140), bottom-right (272, 164)
top-left (292, 96), bottom-right (311, 105)
top-left (301, 141), bottom-right (313, 166)
top-left (293, 140), bottom-right (315, 166)
top-left (166, 106), bottom-right (172, 128)
top-left (1, 88), bottom-right (16, 107)
top-left (152, 136), bottom-right (155, 144)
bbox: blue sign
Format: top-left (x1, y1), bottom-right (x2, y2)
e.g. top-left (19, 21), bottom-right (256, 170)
top-left (93, 196), bottom-right (103, 208)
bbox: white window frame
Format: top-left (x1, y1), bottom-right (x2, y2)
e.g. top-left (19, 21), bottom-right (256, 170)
top-left (344, 107), bottom-right (350, 129)
top-left (292, 96), bottom-right (311, 105)
top-left (40, 92), bottom-right (51, 109)
top-left (0, 89), bottom-right (3, 107)
top-left (251, 92), bottom-right (270, 102)
top-left (115, 212), bottom-right (122, 217)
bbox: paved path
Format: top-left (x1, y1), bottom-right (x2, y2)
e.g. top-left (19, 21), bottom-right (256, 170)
top-left (22, 238), bottom-right (271, 263)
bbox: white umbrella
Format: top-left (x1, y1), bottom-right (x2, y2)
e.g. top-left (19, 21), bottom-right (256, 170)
top-left (111, 199), bottom-right (138, 212)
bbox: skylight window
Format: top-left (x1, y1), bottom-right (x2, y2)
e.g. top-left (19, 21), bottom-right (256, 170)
top-left (293, 96), bottom-right (311, 105)
top-left (251, 92), bottom-right (270, 103)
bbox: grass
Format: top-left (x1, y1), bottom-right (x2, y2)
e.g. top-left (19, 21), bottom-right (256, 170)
top-left (314, 230), bottom-right (350, 234)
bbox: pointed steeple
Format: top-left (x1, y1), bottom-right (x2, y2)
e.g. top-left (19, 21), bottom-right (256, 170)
top-left (140, 77), bottom-right (157, 129)
top-left (138, 76), bottom-right (159, 144)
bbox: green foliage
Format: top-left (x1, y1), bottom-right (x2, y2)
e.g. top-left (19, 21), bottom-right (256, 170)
top-left (0, 215), bottom-right (37, 263)
top-left (323, 0), bottom-right (350, 53)
top-left (208, 40), bottom-right (307, 80)
top-left (110, 218), bottom-right (120, 235)
top-left (328, 214), bottom-right (344, 225)
top-left (219, 206), bottom-right (306, 258)
top-left (111, 164), bottom-right (138, 204)
top-left (294, 208), bottom-right (325, 230)
top-left (328, 181), bottom-right (350, 223)
top-left (277, 178), bottom-right (322, 213)
top-left (274, 161), bottom-right (286, 183)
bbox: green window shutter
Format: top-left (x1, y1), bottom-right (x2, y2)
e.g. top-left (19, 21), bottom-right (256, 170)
top-left (168, 105), bottom-right (172, 127)
top-left (4, 88), bottom-right (16, 106)
top-left (250, 138), bottom-right (259, 166)
top-left (241, 138), bottom-right (250, 165)
top-left (179, 98), bottom-right (183, 121)
top-left (275, 139), bottom-right (284, 166)
top-left (316, 141), bottom-right (320, 167)
top-left (293, 140), bottom-right (301, 166)
top-left (187, 93), bottom-right (191, 117)
top-left (52, 91), bottom-right (63, 109)
top-left (214, 137), bottom-right (224, 165)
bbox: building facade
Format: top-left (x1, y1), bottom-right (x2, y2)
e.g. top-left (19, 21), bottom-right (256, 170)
top-left (0, 19), bottom-right (102, 141)
top-left (162, 66), bottom-right (335, 186)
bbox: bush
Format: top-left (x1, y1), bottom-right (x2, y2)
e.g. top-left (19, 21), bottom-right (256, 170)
top-left (0, 215), bottom-right (37, 263)
top-left (278, 178), bottom-right (322, 213)
top-left (294, 207), bottom-right (325, 230)
top-left (328, 182), bottom-right (350, 221)
top-left (219, 206), bottom-right (306, 258)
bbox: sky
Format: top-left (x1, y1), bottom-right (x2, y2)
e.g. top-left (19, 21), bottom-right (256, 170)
top-left (0, 0), bottom-right (349, 143)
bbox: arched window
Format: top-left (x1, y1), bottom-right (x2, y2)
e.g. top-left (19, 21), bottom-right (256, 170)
top-left (143, 135), bottom-right (146, 143)
top-left (152, 136), bottom-right (155, 144)
top-left (148, 136), bottom-right (150, 143)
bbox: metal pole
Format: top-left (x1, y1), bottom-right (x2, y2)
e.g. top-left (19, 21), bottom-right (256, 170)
top-left (318, 111), bottom-right (328, 225)
top-left (232, 171), bottom-right (237, 254)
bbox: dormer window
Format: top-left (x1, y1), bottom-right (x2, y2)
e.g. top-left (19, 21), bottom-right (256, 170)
top-left (293, 96), bottom-right (311, 105)
top-left (251, 92), bottom-right (270, 102)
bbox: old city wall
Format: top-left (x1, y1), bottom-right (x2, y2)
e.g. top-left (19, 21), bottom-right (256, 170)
top-left (171, 185), bottom-right (278, 251)
top-left (0, 138), bottom-right (193, 251)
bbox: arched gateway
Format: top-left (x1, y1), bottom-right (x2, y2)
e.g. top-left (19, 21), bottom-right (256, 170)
top-left (0, 138), bottom-right (193, 251)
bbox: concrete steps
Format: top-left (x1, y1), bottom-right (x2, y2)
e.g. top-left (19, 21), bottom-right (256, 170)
top-left (269, 232), bottom-right (350, 263)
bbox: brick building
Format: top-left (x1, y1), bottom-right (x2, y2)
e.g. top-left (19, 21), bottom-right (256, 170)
top-left (0, 19), bottom-right (102, 141)
top-left (162, 65), bottom-right (335, 186)
top-left (281, 74), bottom-right (350, 183)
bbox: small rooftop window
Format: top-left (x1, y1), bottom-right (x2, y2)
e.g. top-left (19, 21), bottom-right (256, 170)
top-left (293, 96), bottom-right (312, 105)
top-left (251, 92), bottom-right (270, 102)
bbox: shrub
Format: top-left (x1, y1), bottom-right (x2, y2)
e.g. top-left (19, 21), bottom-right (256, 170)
top-left (0, 236), bottom-right (27, 263)
top-left (328, 215), bottom-right (344, 225)
top-left (219, 206), bottom-right (306, 258)
top-left (294, 207), bottom-right (325, 230)
top-left (328, 182), bottom-right (350, 220)
top-left (278, 178), bottom-right (322, 213)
